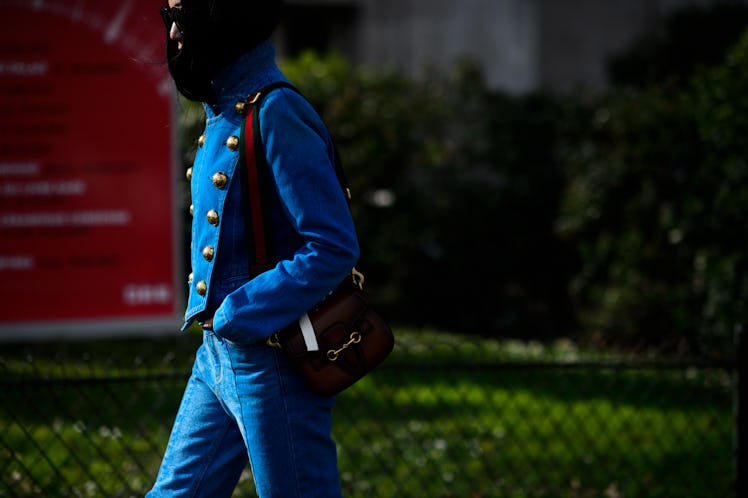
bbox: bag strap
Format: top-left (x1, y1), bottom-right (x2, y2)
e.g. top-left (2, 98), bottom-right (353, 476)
top-left (239, 82), bottom-right (353, 275)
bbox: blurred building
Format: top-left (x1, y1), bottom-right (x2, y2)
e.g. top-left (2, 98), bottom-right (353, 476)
top-left (278, 0), bottom-right (746, 94)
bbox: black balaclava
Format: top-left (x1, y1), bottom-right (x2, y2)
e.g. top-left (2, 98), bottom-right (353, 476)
top-left (166, 0), bottom-right (283, 104)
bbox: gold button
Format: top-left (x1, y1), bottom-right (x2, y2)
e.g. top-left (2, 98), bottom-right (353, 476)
top-left (202, 245), bottom-right (214, 262)
top-left (186, 167), bottom-right (192, 181)
top-left (226, 135), bottom-right (239, 151)
top-left (235, 101), bottom-right (246, 114)
top-left (198, 134), bottom-right (206, 147)
top-left (207, 210), bottom-right (219, 226)
top-left (188, 272), bottom-right (194, 283)
top-left (212, 172), bottom-right (228, 189)
top-left (189, 204), bottom-right (194, 216)
top-left (196, 280), bottom-right (207, 296)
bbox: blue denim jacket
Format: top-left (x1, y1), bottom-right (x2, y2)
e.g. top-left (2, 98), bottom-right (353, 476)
top-left (182, 41), bottom-right (360, 344)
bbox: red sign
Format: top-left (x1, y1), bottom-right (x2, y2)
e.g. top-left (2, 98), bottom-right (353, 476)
top-left (0, 2), bottom-right (182, 338)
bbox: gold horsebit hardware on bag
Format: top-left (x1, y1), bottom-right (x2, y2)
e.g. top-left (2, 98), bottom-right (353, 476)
top-left (327, 332), bottom-right (362, 361)
top-left (266, 330), bottom-right (363, 362)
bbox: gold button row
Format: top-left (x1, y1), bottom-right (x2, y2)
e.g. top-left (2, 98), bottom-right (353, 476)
top-left (188, 131), bottom-right (240, 300)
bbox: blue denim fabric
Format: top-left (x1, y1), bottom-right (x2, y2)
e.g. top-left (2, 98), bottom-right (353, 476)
top-left (146, 331), bottom-right (342, 497)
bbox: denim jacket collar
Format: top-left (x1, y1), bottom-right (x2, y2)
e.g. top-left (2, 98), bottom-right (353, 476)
top-left (203, 39), bottom-right (287, 119)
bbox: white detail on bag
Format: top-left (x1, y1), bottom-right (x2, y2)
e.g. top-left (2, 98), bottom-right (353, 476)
top-left (299, 313), bottom-right (319, 351)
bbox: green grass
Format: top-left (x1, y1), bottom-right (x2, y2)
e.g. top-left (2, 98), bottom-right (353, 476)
top-left (0, 329), bottom-right (735, 497)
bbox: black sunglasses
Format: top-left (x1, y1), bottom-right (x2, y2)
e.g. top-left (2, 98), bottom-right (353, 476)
top-left (160, 6), bottom-right (185, 31)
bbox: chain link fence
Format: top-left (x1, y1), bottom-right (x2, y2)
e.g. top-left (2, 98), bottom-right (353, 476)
top-left (1, 329), bottom-right (739, 498)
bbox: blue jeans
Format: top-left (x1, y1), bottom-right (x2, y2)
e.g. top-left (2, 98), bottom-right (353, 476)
top-left (146, 331), bottom-right (342, 498)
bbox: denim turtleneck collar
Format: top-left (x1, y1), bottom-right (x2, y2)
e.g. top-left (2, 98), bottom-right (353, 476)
top-left (203, 40), bottom-right (288, 118)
